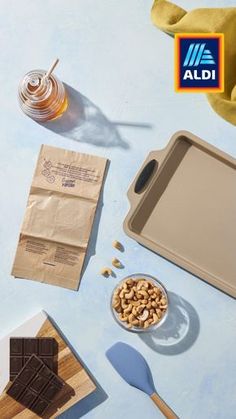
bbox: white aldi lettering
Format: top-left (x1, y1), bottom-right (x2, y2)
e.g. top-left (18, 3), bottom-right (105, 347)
top-left (183, 69), bottom-right (216, 80)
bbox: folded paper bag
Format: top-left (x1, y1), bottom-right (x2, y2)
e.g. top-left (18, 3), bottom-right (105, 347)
top-left (11, 144), bottom-right (107, 290)
top-left (151, 0), bottom-right (236, 126)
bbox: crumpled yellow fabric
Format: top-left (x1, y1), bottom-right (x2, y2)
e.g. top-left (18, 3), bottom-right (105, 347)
top-left (151, 0), bottom-right (236, 125)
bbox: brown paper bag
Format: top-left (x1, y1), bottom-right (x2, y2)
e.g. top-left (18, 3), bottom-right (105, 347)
top-left (12, 144), bottom-right (107, 290)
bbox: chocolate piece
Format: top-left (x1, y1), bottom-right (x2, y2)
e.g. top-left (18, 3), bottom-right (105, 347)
top-left (10, 337), bottom-right (57, 381)
top-left (7, 354), bottom-right (64, 416)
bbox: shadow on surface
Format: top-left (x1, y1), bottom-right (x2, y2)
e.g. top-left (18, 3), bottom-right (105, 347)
top-left (113, 121), bottom-right (152, 129)
top-left (58, 385), bottom-right (107, 419)
top-left (48, 315), bottom-right (108, 419)
top-left (40, 84), bottom-right (144, 148)
top-left (139, 292), bottom-right (200, 355)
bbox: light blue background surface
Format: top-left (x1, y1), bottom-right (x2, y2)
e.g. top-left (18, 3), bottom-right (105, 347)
top-left (0, 1), bottom-right (236, 418)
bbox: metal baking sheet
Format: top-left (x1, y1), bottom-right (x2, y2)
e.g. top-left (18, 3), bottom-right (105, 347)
top-left (124, 131), bottom-right (236, 297)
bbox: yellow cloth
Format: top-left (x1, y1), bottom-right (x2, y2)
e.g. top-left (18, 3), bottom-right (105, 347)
top-left (151, 0), bottom-right (236, 125)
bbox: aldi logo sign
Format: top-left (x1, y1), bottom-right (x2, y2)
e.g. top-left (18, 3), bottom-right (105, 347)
top-left (175, 34), bottom-right (224, 93)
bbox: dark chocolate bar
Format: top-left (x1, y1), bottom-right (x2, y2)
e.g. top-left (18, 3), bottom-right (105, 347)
top-left (10, 337), bottom-right (57, 381)
top-left (7, 354), bottom-right (64, 416)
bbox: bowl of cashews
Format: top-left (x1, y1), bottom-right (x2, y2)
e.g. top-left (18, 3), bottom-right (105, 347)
top-left (111, 273), bottom-right (169, 333)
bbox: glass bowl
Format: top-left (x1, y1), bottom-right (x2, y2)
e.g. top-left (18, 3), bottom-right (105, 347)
top-left (110, 273), bottom-right (169, 333)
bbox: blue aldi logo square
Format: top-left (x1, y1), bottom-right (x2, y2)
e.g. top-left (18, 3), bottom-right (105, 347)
top-left (175, 34), bottom-right (224, 92)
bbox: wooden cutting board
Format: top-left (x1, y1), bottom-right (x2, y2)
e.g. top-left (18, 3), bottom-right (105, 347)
top-left (0, 311), bottom-right (96, 418)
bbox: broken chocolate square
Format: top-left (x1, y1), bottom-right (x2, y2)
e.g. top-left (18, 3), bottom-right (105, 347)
top-left (7, 354), bottom-right (64, 416)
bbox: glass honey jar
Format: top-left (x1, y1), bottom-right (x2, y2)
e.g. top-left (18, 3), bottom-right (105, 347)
top-left (18, 63), bottom-right (67, 122)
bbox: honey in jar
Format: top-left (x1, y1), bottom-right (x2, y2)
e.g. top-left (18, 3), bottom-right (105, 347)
top-left (18, 66), bottom-right (67, 122)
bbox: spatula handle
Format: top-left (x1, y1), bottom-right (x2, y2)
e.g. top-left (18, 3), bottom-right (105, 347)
top-left (150, 392), bottom-right (178, 419)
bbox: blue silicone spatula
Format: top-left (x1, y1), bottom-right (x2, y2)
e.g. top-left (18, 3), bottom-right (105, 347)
top-left (106, 342), bottom-right (178, 419)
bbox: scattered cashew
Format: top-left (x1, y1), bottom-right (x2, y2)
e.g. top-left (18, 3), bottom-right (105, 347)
top-left (100, 267), bottom-right (112, 277)
top-left (112, 257), bottom-right (122, 268)
top-left (112, 240), bottom-right (123, 251)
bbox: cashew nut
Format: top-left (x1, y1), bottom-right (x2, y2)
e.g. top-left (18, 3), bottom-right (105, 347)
top-left (136, 304), bottom-right (145, 314)
top-left (100, 267), bottom-right (112, 277)
top-left (152, 313), bottom-right (159, 324)
top-left (156, 309), bottom-right (162, 318)
top-left (125, 289), bottom-right (134, 300)
top-left (128, 313), bottom-right (135, 323)
top-left (131, 319), bottom-right (139, 326)
top-left (121, 300), bottom-right (129, 310)
top-left (119, 289), bottom-right (126, 299)
top-left (119, 313), bottom-right (128, 322)
top-left (112, 257), bottom-right (122, 268)
top-left (132, 306), bottom-right (138, 316)
top-left (123, 304), bottom-right (132, 314)
top-left (112, 240), bottom-right (123, 251)
top-left (137, 309), bottom-right (149, 321)
top-left (112, 301), bottom-right (121, 310)
top-left (126, 278), bottom-right (134, 286)
top-left (130, 300), bottom-right (141, 307)
top-left (138, 290), bottom-right (149, 299)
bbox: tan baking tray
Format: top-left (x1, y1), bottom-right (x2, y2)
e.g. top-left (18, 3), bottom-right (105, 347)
top-left (124, 131), bottom-right (236, 297)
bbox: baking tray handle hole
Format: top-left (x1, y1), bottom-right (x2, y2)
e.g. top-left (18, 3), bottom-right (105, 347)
top-left (134, 159), bottom-right (158, 194)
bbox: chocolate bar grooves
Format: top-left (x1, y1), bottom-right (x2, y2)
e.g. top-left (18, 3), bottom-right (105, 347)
top-left (10, 337), bottom-right (58, 381)
top-left (7, 354), bottom-right (64, 417)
